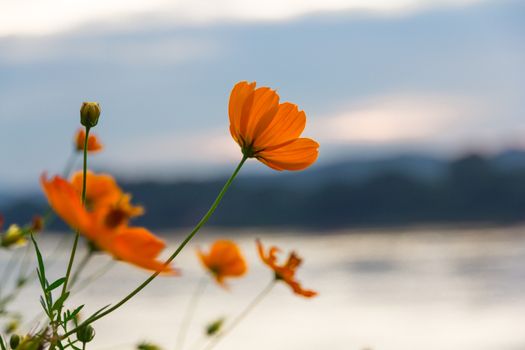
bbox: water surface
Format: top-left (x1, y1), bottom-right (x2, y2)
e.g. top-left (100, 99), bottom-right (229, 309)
top-left (1, 227), bottom-right (524, 350)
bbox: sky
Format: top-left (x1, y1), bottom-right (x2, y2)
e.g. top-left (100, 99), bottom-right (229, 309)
top-left (0, 0), bottom-right (524, 191)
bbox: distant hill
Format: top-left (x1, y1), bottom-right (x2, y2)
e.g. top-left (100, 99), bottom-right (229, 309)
top-left (2, 150), bottom-right (525, 230)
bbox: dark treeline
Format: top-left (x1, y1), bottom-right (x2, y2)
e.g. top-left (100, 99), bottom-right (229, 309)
top-left (3, 152), bottom-right (525, 230)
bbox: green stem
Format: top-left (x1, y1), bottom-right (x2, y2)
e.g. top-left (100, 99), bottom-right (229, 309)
top-left (175, 277), bottom-right (208, 350)
top-left (60, 127), bottom-right (90, 300)
top-left (202, 280), bottom-right (275, 350)
top-left (0, 251), bottom-right (20, 298)
top-left (63, 155), bottom-right (248, 339)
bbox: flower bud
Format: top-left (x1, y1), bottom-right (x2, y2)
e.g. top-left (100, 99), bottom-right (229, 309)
top-left (1, 225), bottom-right (27, 248)
top-left (4, 319), bottom-right (20, 334)
top-left (80, 102), bottom-right (101, 128)
top-left (76, 324), bottom-right (95, 343)
top-left (206, 318), bottom-right (225, 336)
top-left (9, 334), bottom-right (20, 349)
top-left (31, 216), bottom-right (43, 232)
top-left (137, 342), bottom-right (162, 350)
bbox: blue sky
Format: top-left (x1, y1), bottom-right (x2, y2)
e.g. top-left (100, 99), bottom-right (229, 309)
top-left (0, 0), bottom-right (524, 191)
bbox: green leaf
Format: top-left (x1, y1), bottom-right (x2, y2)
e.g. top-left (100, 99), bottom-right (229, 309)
top-left (31, 235), bottom-right (46, 282)
top-left (83, 304), bottom-right (111, 324)
top-left (0, 335), bottom-right (6, 350)
top-left (46, 277), bottom-right (67, 292)
top-left (52, 292), bottom-right (70, 311)
top-left (65, 305), bottom-right (85, 322)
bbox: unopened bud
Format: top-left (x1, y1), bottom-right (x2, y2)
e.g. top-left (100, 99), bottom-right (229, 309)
top-left (137, 342), bottom-right (162, 350)
top-left (76, 324), bottom-right (95, 343)
top-left (4, 319), bottom-right (19, 334)
top-left (1, 225), bottom-right (27, 248)
top-left (80, 102), bottom-right (101, 128)
top-left (30, 216), bottom-right (43, 232)
top-left (206, 318), bottom-right (225, 336)
top-left (9, 334), bottom-right (20, 349)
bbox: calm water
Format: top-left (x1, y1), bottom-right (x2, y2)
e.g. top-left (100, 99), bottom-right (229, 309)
top-left (1, 227), bottom-right (525, 350)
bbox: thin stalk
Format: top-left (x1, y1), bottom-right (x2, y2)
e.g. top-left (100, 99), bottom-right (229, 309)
top-left (175, 277), bottom-right (209, 350)
top-left (60, 126), bottom-right (90, 297)
top-left (0, 251), bottom-right (20, 298)
top-left (63, 155), bottom-right (248, 338)
top-left (202, 280), bottom-right (275, 350)
top-left (0, 245), bottom-right (32, 308)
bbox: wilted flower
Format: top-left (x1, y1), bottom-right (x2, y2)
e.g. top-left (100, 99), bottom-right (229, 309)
top-left (40, 173), bottom-right (175, 274)
top-left (229, 81), bottom-right (319, 171)
top-left (75, 129), bottom-right (103, 153)
top-left (197, 240), bottom-right (247, 287)
top-left (256, 240), bottom-right (317, 298)
top-left (80, 102), bottom-right (101, 128)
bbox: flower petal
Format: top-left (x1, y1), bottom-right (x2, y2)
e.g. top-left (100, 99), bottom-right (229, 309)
top-left (40, 174), bottom-right (91, 235)
top-left (111, 227), bottom-right (176, 274)
top-left (229, 81), bottom-right (256, 146)
top-left (240, 87), bottom-right (279, 145)
top-left (70, 171), bottom-right (122, 209)
top-left (257, 138), bottom-right (319, 171)
top-left (253, 103), bottom-right (306, 150)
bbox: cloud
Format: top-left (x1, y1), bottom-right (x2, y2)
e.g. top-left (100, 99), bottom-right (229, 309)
top-left (0, 0), bottom-right (484, 37)
top-left (312, 94), bottom-right (481, 143)
top-left (0, 0), bottom-right (523, 189)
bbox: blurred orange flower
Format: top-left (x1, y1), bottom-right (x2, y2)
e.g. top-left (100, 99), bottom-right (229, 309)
top-left (75, 129), bottom-right (103, 153)
top-left (229, 81), bottom-right (319, 171)
top-left (70, 171), bottom-right (143, 226)
top-left (256, 239), bottom-right (317, 298)
top-left (41, 173), bottom-right (174, 274)
top-left (197, 240), bottom-right (247, 287)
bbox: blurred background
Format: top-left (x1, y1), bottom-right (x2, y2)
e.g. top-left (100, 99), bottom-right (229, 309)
top-left (1, 0), bottom-right (525, 349)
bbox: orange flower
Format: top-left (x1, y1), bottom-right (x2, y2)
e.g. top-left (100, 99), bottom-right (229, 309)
top-left (41, 173), bottom-right (174, 274)
top-left (70, 171), bottom-right (123, 210)
top-left (229, 81), bottom-right (319, 171)
top-left (197, 240), bottom-right (247, 287)
top-left (256, 239), bottom-right (317, 298)
top-left (75, 129), bottom-right (103, 153)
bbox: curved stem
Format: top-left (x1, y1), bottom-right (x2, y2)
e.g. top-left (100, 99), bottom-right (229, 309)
top-left (63, 155), bottom-right (248, 338)
top-left (0, 251), bottom-right (20, 298)
top-left (175, 277), bottom-right (208, 350)
top-left (202, 280), bottom-right (275, 350)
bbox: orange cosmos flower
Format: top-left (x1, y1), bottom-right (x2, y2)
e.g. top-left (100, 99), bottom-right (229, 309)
top-left (75, 129), bottom-right (103, 153)
top-left (197, 240), bottom-right (247, 287)
top-left (40, 173), bottom-right (174, 274)
top-left (70, 171), bottom-right (124, 210)
top-left (69, 171), bottom-right (144, 230)
top-left (256, 239), bottom-right (317, 298)
top-left (229, 81), bottom-right (319, 171)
